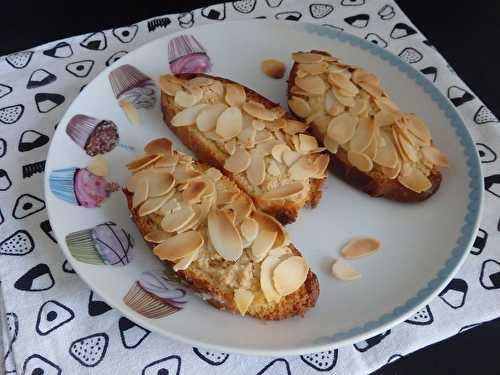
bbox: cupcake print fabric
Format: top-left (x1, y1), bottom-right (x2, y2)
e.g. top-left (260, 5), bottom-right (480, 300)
top-left (2, 1), bottom-right (500, 375)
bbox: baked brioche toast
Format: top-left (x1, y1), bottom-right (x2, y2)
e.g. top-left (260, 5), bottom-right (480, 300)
top-left (123, 138), bottom-right (319, 320)
top-left (159, 73), bottom-right (329, 224)
top-left (287, 51), bottom-right (448, 202)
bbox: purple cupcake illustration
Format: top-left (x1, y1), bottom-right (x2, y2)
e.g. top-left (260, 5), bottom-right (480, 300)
top-left (124, 271), bottom-right (187, 319)
top-left (66, 114), bottom-right (119, 156)
top-left (49, 167), bottom-right (119, 208)
top-left (109, 64), bottom-right (157, 125)
top-left (66, 221), bottom-right (134, 265)
top-left (168, 35), bottom-right (211, 74)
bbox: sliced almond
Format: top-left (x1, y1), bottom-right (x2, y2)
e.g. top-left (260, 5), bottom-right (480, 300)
top-left (392, 127), bottom-right (409, 162)
top-left (325, 90), bottom-right (345, 117)
top-left (132, 179), bottom-right (149, 208)
top-left (205, 167), bottom-right (223, 181)
top-left (350, 98), bottom-right (368, 116)
top-left (398, 134), bottom-right (419, 162)
top-left (382, 160), bottom-right (401, 179)
top-left (177, 204), bottom-right (202, 233)
top-left (252, 119), bottom-right (266, 131)
top-left (138, 194), bottom-right (171, 217)
top-left (292, 52), bottom-right (324, 64)
top-left (246, 151), bottom-right (266, 186)
top-left (283, 150), bottom-right (302, 166)
top-left (331, 258), bottom-right (361, 281)
top-left (255, 130), bottom-right (274, 144)
top-left (196, 103), bottom-right (228, 132)
top-left (174, 89), bottom-right (198, 108)
top-left (216, 107), bottom-right (243, 140)
top-left (349, 117), bottom-right (376, 153)
top-left (267, 160), bottom-right (281, 176)
top-left (312, 154), bottom-right (330, 178)
top-left (298, 62), bottom-right (329, 75)
top-left (159, 75), bottom-right (182, 96)
top-left (295, 76), bottom-right (327, 95)
top-left (187, 76), bottom-right (215, 87)
top-left (144, 138), bottom-right (173, 156)
top-left (328, 73), bottom-right (359, 96)
top-left (216, 190), bottom-right (239, 206)
top-left (146, 171), bottom-right (175, 197)
top-left (226, 193), bottom-right (254, 225)
top-left (158, 196), bottom-right (180, 215)
top-left (260, 254), bottom-right (282, 303)
top-left (261, 59), bottom-right (286, 79)
top-left (173, 166), bottom-right (202, 183)
top-left (298, 134), bottom-right (319, 153)
top-left (243, 101), bottom-right (280, 122)
top-left (240, 217), bottom-right (259, 244)
top-left (421, 146), bottom-right (449, 167)
top-left (260, 182), bottom-right (305, 201)
top-left (204, 130), bottom-right (225, 142)
top-left (237, 122), bottom-right (257, 148)
top-left (374, 110), bottom-right (396, 127)
top-left (406, 114), bottom-right (432, 144)
top-left (289, 156), bottom-right (316, 180)
top-left (341, 238), bottom-right (380, 259)
top-left (271, 144), bottom-right (290, 163)
top-left (224, 147), bottom-right (251, 173)
top-left (252, 211), bottom-right (289, 249)
top-left (374, 96), bottom-right (399, 113)
top-left (256, 139), bottom-right (280, 155)
top-left (273, 256), bottom-right (309, 296)
top-left (373, 132), bottom-right (399, 168)
top-left (397, 166), bottom-right (432, 193)
top-left (358, 81), bottom-right (383, 98)
top-left (252, 230), bottom-right (277, 262)
top-left (352, 69), bottom-right (379, 85)
top-left (324, 135), bottom-right (339, 154)
top-left (126, 169), bottom-right (149, 192)
top-left (126, 154), bottom-right (161, 172)
top-left (119, 99), bottom-right (140, 126)
top-left (173, 248), bottom-right (200, 271)
top-left (331, 87), bottom-right (356, 107)
top-left (153, 231), bottom-right (204, 261)
top-left (144, 230), bottom-right (171, 244)
top-left (234, 289), bottom-right (254, 316)
top-left (284, 120), bottom-right (309, 136)
top-left (88, 155), bottom-right (108, 177)
top-left (160, 205), bottom-right (195, 232)
top-left (225, 83), bottom-right (247, 107)
top-left (171, 104), bottom-right (208, 127)
top-left (207, 210), bottom-right (243, 261)
top-left (182, 179), bottom-right (208, 204)
top-left (327, 112), bottom-right (359, 145)
top-left (155, 154), bottom-right (179, 168)
top-left (288, 96), bottom-right (311, 118)
top-left (348, 150), bottom-right (373, 172)
top-left (400, 162), bottom-right (413, 177)
top-left (224, 138), bottom-right (237, 155)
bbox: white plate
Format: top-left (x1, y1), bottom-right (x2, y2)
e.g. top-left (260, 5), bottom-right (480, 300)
top-left (44, 20), bottom-right (482, 355)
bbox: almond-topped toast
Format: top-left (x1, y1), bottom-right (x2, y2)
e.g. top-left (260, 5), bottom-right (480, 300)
top-left (287, 51), bottom-right (449, 202)
top-left (123, 138), bottom-right (319, 320)
top-left (159, 73), bottom-right (329, 224)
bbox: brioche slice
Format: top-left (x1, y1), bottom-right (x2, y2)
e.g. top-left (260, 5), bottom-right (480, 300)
top-left (287, 51), bottom-right (448, 202)
top-left (123, 138), bottom-right (319, 320)
top-left (159, 73), bottom-right (329, 224)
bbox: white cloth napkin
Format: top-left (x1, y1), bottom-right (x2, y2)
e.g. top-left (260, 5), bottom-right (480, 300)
top-left (1, 1), bottom-right (499, 374)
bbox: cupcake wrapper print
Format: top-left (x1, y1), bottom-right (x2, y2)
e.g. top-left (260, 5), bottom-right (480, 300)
top-left (108, 64), bottom-right (157, 125)
top-left (49, 167), bottom-right (119, 208)
top-left (168, 35), bottom-right (211, 74)
top-left (66, 221), bottom-right (134, 265)
top-left (124, 271), bottom-right (187, 319)
top-left (66, 114), bottom-right (119, 156)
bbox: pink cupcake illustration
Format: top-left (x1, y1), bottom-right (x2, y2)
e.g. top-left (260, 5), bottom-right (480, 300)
top-left (124, 271), bottom-right (187, 319)
top-left (66, 114), bottom-right (119, 156)
top-left (168, 35), bottom-right (211, 74)
top-left (49, 167), bottom-right (119, 208)
top-left (66, 221), bottom-right (134, 265)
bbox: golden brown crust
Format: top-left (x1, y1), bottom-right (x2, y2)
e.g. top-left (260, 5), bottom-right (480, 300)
top-left (288, 54), bottom-right (442, 202)
top-left (123, 188), bottom-right (320, 320)
top-left (161, 73), bottom-right (326, 224)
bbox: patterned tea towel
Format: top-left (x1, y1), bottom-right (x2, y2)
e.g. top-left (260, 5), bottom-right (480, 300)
top-left (1, 1), bottom-right (500, 374)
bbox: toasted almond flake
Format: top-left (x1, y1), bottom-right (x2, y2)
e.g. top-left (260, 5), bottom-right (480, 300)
top-left (260, 254), bottom-right (283, 303)
top-left (266, 118), bottom-right (286, 131)
top-left (187, 76), bottom-right (215, 87)
top-left (267, 160), bottom-right (281, 176)
top-left (154, 154), bottom-right (178, 168)
top-left (216, 190), bottom-right (239, 206)
top-left (216, 107), bottom-right (243, 140)
top-left (373, 132), bottom-right (399, 168)
top-left (324, 135), bottom-right (339, 154)
top-left (198, 196), bottom-right (214, 222)
top-left (126, 169), bottom-right (149, 192)
top-left (144, 230), bottom-right (171, 244)
top-left (331, 258), bottom-right (361, 281)
top-left (252, 211), bottom-right (289, 249)
top-left (327, 112), bottom-right (359, 144)
top-left (261, 59), bottom-right (286, 79)
top-left (398, 166), bottom-right (432, 193)
top-left (251, 230), bottom-right (277, 262)
top-left (246, 151), bottom-right (266, 186)
top-left (207, 210), bottom-right (243, 261)
top-left (331, 87), bottom-right (356, 107)
top-left (157, 193), bottom-right (178, 215)
top-left (240, 217), bottom-right (259, 244)
top-left (271, 144), bottom-right (290, 162)
top-left (251, 120), bottom-right (265, 132)
top-left (144, 138), bottom-right (173, 156)
top-left (350, 98), bottom-right (368, 116)
top-left (173, 167), bottom-right (202, 183)
top-left (237, 123), bottom-right (257, 148)
top-left (284, 120), bottom-right (310, 136)
top-left (119, 99), bottom-right (140, 126)
top-left (243, 101), bottom-right (280, 122)
top-left (325, 90), bottom-right (345, 116)
top-left (224, 138), bottom-right (237, 155)
top-left (225, 83), bottom-right (247, 107)
top-left (260, 182), bottom-right (305, 201)
top-left (146, 171), bottom-right (175, 197)
top-left (288, 96), bottom-right (311, 118)
top-left (341, 238), bottom-right (380, 259)
top-left (126, 154), bottom-right (161, 171)
top-left (273, 256), bottom-right (309, 296)
top-left (132, 179), bottom-right (149, 208)
top-left (349, 117), bottom-right (376, 153)
top-left (138, 195), bottom-right (171, 217)
top-left (348, 150), bottom-right (373, 172)
top-left (312, 154), bottom-right (330, 178)
top-left (159, 75), bottom-right (182, 95)
top-left (296, 70), bottom-right (308, 78)
top-left (352, 69), bottom-right (379, 85)
top-left (234, 289), bottom-right (254, 316)
top-left (88, 155), bottom-right (108, 177)
top-left (283, 150), bottom-right (302, 166)
top-left (177, 204), bottom-right (202, 233)
top-left (292, 52), bottom-right (325, 64)
top-left (226, 194), bottom-right (254, 225)
top-left (256, 139), bottom-right (281, 155)
top-left (153, 231), bottom-right (204, 261)
top-left (289, 156), bottom-right (316, 180)
top-left (224, 147), bottom-right (251, 174)
top-left (400, 162), bottom-right (413, 177)
top-left (358, 81), bottom-right (383, 98)
top-left (290, 85), bottom-right (316, 97)
top-left (255, 130), bottom-right (274, 144)
top-left (173, 248), bottom-right (200, 271)
top-left (160, 205), bottom-right (195, 232)
top-left (298, 62), bottom-right (329, 75)
top-left (398, 134), bottom-right (419, 162)
top-left (392, 127), bottom-right (409, 162)
top-left (328, 73), bottom-right (359, 96)
top-left (205, 167), bottom-right (223, 181)
top-left (295, 75), bottom-right (327, 95)
top-left (375, 96), bottom-right (399, 113)
top-left (182, 179), bottom-right (208, 204)
top-left (171, 104), bottom-right (208, 127)
top-left (298, 134), bottom-right (319, 153)
top-left (291, 134), bottom-right (301, 151)
top-left (406, 114), bottom-right (432, 144)
top-left (174, 89), bottom-right (197, 108)
top-left (421, 146), bottom-right (448, 167)
top-left (374, 110), bottom-right (396, 127)
top-left (204, 130), bottom-right (225, 142)
top-left (382, 160), bottom-right (401, 179)
top-left (196, 103), bottom-right (228, 132)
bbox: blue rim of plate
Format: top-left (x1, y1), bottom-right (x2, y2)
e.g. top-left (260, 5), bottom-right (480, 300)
top-left (298, 22), bottom-right (483, 346)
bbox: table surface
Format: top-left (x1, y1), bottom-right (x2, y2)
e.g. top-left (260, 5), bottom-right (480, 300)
top-left (2, 1), bottom-right (500, 374)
